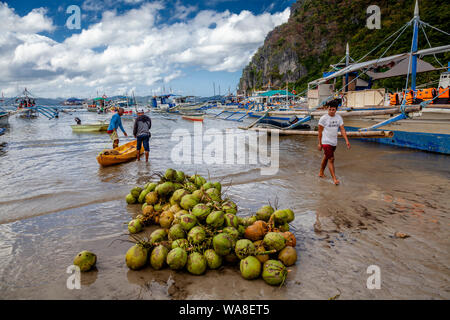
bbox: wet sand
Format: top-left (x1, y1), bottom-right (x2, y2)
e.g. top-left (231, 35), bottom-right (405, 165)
top-left (0, 111), bottom-right (449, 299)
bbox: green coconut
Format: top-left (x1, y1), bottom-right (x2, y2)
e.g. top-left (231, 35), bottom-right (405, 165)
top-left (171, 239), bottom-right (189, 249)
top-left (263, 232), bottom-right (286, 252)
top-left (240, 256), bottom-right (261, 280)
top-left (138, 189), bottom-right (150, 204)
top-left (164, 168), bottom-right (177, 181)
top-left (213, 182), bottom-right (222, 193)
top-left (206, 188), bottom-right (221, 202)
top-left (173, 183), bottom-right (183, 190)
top-left (187, 252), bottom-right (207, 275)
top-left (187, 226), bottom-right (206, 244)
top-left (145, 192), bottom-right (158, 205)
top-left (237, 225), bottom-right (245, 237)
top-left (173, 210), bottom-right (188, 224)
top-left (155, 182), bottom-right (175, 196)
top-left (202, 182), bottom-right (214, 190)
top-left (175, 170), bottom-right (185, 183)
top-left (262, 260), bottom-right (287, 286)
top-left (180, 214), bottom-right (197, 231)
top-left (180, 194), bottom-right (199, 210)
top-left (204, 249), bottom-right (222, 269)
top-left (149, 228), bottom-right (168, 245)
top-left (172, 189), bottom-right (189, 203)
top-left (169, 204), bottom-right (182, 213)
top-left (153, 203), bottom-right (163, 212)
top-left (142, 203), bottom-right (148, 210)
top-left (223, 226), bottom-right (239, 241)
top-left (235, 239), bottom-right (256, 259)
top-left (128, 219), bottom-right (143, 234)
top-left (222, 200), bottom-right (237, 215)
top-left (191, 189), bottom-right (204, 202)
top-left (169, 224), bottom-right (186, 240)
top-left (126, 194), bottom-right (136, 204)
top-left (278, 223), bottom-right (290, 232)
top-left (125, 245), bottom-right (148, 270)
top-left (184, 182), bottom-right (197, 193)
top-left (256, 205), bottom-right (274, 222)
top-left (131, 187), bottom-right (143, 198)
top-left (150, 245), bottom-right (168, 270)
top-left (73, 250), bottom-right (97, 272)
top-left (206, 210), bottom-right (224, 228)
top-left (159, 211), bottom-right (174, 228)
top-left (193, 175), bottom-right (207, 188)
top-left (224, 213), bottom-right (239, 228)
top-left (145, 182), bottom-right (157, 192)
top-left (272, 209), bottom-right (289, 225)
top-left (278, 246), bottom-right (297, 266)
top-left (284, 209), bottom-right (295, 223)
top-left (212, 233), bottom-right (234, 256)
top-left (166, 248), bottom-right (188, 270)
top-left (191, 203), bottom-right (211, 220)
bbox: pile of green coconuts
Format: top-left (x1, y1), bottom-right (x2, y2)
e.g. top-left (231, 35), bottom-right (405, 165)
top-left (74, 168), bottom-right (298, 287)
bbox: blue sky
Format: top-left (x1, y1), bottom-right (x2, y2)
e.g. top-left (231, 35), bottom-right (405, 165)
top-left (1, 0), bottom-right (295, 98)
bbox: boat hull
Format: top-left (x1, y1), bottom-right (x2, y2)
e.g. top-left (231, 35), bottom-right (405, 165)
top-left (71, 123), bottom-right (109, 132)
top-left (0, 113), bottom-right (9, 125)
top-left (96, 140), bottom-right (144, 166)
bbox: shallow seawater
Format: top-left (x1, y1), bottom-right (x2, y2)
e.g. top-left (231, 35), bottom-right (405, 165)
top-left (0, 109), bottom-right (449, 299)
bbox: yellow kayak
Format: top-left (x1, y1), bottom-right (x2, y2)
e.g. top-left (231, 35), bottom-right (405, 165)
top-left (96, 140), bottom-right (143, 166)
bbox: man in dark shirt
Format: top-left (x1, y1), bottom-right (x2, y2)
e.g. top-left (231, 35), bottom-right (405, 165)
top-left (133, 110), bottom-right (151, 162)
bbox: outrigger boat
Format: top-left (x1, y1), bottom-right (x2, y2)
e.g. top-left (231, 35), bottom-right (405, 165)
top-left (181, 113), bottom-right (204, 122)
top-left (71, 121), bottom-right (109, 132)
top-left (243, 1), bottom-right (450, 154)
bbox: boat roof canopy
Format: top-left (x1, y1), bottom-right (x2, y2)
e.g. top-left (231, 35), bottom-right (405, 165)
top-left (309, 45), bottom-right (450, 86)
top-left (258, 90), bottom-right (295, 97)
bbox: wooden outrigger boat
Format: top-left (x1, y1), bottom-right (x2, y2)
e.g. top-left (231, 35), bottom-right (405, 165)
top-left (181, 114), bottom-right (204, 122)
top-left (71, 121), bottom-right (109, 132)
top-left (96, 140), bottom-right (143, 166)
top-left (242, 1), bottom-right (450, 154)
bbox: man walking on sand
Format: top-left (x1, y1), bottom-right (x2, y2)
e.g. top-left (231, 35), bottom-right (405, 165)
top-left (107, 107), bottom-right (128, 149)
top-left (133, 109), bottom-right (151, 162)
top-left (318, 100), bottom-right (351, 185)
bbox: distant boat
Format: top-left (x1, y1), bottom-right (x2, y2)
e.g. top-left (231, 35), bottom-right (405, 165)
top-left (181, 113), bottom-right (204, 122)
top-left (0, 128), bottom-right (5, 136)
top-left (0, 111), bottom-right (9, 125)
top-left (71, 121), bottom-right (109, 132)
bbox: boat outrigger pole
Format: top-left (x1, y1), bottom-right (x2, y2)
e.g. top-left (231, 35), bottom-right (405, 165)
top-left (411, 0), bottom-right (420, 91)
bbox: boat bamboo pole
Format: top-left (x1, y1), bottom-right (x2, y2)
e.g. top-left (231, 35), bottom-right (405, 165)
top-left (258, 106), bottom-right (422, 117)
top-left (239, 127), bottom-right (394, 138)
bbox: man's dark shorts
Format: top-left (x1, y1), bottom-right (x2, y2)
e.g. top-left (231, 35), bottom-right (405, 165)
top-left (137, 134), bottom-right (150, 152)
top-left (322, 144), bottom-right (336, 160)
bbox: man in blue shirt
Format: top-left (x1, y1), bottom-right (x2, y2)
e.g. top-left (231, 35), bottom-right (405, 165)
top-left (107, 107), bottom-right (128, 148)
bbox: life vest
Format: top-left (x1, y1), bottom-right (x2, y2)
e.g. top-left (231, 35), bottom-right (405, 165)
top-left (389, 93), bottom-right (399, 105)
top-left (438, 87), bottom-right (449, 99)
top-left (403, 90), bottom-right (414, 105)
top-left (416, 88), bottom-right (435, 102)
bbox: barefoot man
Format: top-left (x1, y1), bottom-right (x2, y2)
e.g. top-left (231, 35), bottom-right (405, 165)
top-left (107, 107), bottom-right (128, 149)
top-left (133, 109), bottom-right (151, 162)
top-left (318, 100), bottom-right (350, 185)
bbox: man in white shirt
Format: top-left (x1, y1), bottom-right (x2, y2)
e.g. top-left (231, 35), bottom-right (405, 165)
top-left (318, 100), bottom-right (350, 185)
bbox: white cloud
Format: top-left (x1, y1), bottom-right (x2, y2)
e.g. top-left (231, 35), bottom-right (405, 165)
top-left (0, 2), bottom-right (290, 98)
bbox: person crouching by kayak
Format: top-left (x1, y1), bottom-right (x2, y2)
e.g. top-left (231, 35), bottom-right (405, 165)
top-left (133, 110), bottom-right (151, 162)
top-left (318, 99), bottom-right (350, 185)
top-left (107, 107), bottom-right (128, 149)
